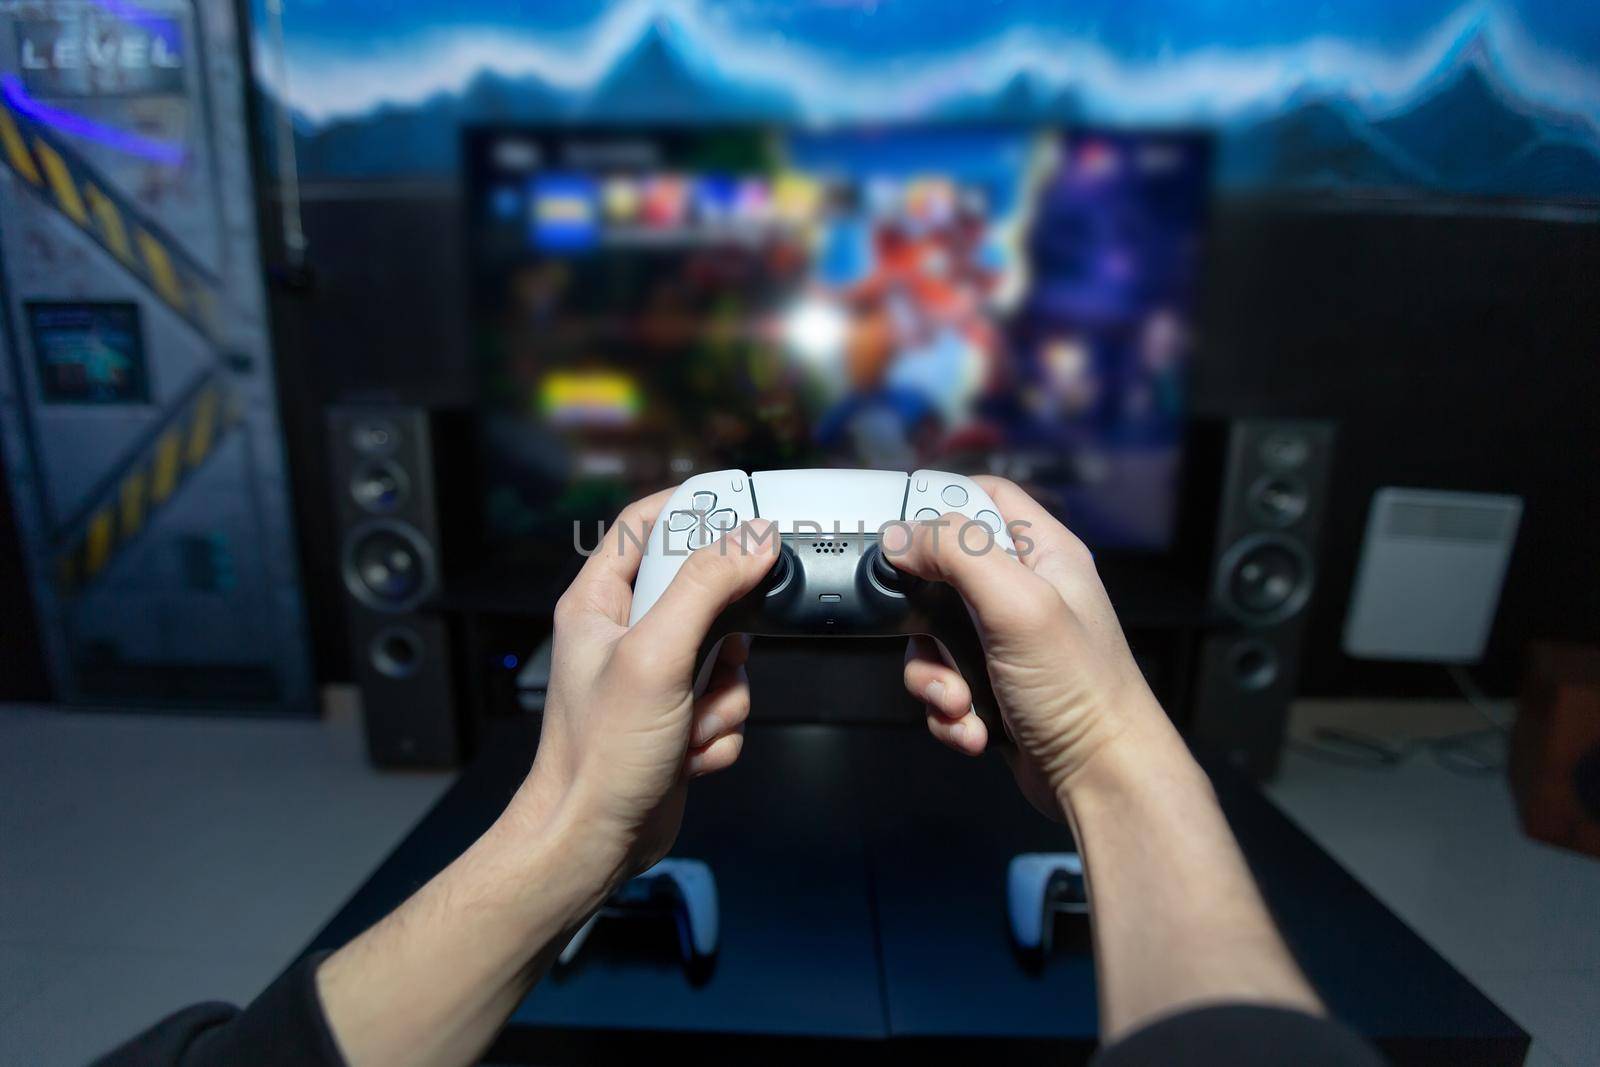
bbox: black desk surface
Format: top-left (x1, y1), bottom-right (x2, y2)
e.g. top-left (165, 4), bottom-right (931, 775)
top-left (300, 722), bottom-right (1528, 1064)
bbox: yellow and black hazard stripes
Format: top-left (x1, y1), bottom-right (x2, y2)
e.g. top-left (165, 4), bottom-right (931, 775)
top-left (53, 375), bottom-right (242, 593)
top-left (0, 103), bottom-right (41, 184)
top-left (0, 86), bottom-right (248, 594)
top-left (0, 93), bottom-right (225, 343)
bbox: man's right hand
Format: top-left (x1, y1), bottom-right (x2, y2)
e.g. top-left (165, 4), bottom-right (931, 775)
top-left (894, 477), bottom-right (1325, 1036)
top-left (890, 476), bottom-right (1192, 815)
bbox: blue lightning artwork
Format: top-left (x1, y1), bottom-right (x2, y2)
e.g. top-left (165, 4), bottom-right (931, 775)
top-left (254, 0), bottom-right (1600, 197)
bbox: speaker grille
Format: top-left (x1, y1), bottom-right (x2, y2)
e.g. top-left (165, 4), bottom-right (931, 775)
top-left (341, 519), bottom-right (437, 613)
top-left (1216, 532), bottom-right (1313, 625)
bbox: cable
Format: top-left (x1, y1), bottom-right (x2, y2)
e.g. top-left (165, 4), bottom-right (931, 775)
top-left (264, 0), bottom-right (308, 270)
top-left (1436, 664), bottom-right (1509, 775)
top-left (1430, 728), bottom-right (1506, 777)
top-left (1290, 666), bottom-right (1510, 777)
top-left (1290, 728), bottom-right (1416, 769)
top-left (1446, 664), bottom-right (1511, 733)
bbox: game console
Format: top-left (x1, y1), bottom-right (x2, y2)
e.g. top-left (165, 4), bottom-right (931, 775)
top-left (628, 469), bottom-right (1016, 738)
top-left (558, 858), bottom-right (719, 980)
top-left (1007, 852), bottom-right (1089, 960)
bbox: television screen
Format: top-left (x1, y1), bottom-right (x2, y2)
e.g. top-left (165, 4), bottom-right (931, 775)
top-left (466, 125), bottom-right (1211, 551)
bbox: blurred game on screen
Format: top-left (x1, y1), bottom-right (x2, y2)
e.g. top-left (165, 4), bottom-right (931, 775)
top-left (468, 126), bottom-right (1209, 550)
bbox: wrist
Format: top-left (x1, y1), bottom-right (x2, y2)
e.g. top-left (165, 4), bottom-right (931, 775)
top-left (1053, 711), bottom-right (1208, 817)
top-left (510, 735), bottom-right (640, 873)
top-left (488, 775), bottom-right (631, 926)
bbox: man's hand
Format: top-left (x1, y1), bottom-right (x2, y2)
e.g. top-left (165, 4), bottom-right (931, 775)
top-left (892, 477), bottom-right (1321, 1037)
top-left (508, 490), bottom-right (778, 883)
top-left (317, 492), bottom-right (776, 1067)
top-left (892, 476), bottom-right (1186, 816)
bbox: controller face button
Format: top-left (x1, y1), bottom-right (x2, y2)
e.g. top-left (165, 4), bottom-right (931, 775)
top-left (707, 507), bottom-right (739, 531)
top-left (687, 528), bottom-right (713, 550)
top-left (667, 509), bottom-right (700, 532)
top-left (975, 509), bottom-right (1003, 533)
top-left (692, 490), bottom-right (718, 511)
top-left (941, 484), bottom-right (969, 507)
top-left (915, 507), bottom-right (941, 521)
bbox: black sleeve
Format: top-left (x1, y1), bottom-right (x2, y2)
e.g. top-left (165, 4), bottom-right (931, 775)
top-left (1091, 1004), bottom-right (1386, 1067)
top-left (91, 950), bottom-right (346, 1067)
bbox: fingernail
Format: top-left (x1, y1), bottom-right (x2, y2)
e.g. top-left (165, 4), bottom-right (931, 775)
top-left (691, 711), bottom-right (724, 748)
top-left (732, 518), bottom-right (775, 556)
top-left (950, 720), bottom-right (967, 742)
top-left (924, 680), bottom-right (947, 706)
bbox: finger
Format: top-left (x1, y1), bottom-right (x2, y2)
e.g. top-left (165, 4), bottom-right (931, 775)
top-left (969, 476), bottom-right (1099, 599)
top-left (690, 664), bottom-right (751, 747)
top-left (903, 635), bottom-right (972, 721)
top-left (622, 520), bottom-right (779, 673)
top-left (926, 704), bottom-right (988, 757)
top-left (715, 630), bottom-right (752, 669)
top-left (882, 511), bottom-right (1062, 636)
top-left (692, 631), bottom-right (752, 692)
top-left (699, 639), bottom-right (745, 693)
top-left (564, 489), bottom-right (676, 625)
top-left (685, 726), bottom-right (745, 778)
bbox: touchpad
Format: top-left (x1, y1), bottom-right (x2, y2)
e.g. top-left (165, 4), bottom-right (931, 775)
top-left (753, 469), bottom-right (908, 532)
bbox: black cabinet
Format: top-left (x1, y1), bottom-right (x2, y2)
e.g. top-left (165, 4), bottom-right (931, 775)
top-left (300, 723), bottom-right (1528, 1064)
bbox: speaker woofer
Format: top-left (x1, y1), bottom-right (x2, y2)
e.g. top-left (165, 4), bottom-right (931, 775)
top-left (1247, 474), bottom-right (1309, 527)
top-left (342, 520), bottom-right (437, 613)
top-left (350, 460), bottom-right (410, 514)
top-left (370, 625), bottom-right (425, 679)
top-left (1228, 640), bottom-right (1280, 691)
top-left (1216, 532), bottom-right (1313, 626)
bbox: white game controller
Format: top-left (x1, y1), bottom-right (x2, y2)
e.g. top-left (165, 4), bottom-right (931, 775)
top-left (558, 858), bottom-right (719, 979)
top-left (1007, 852), bottom-right (1089, 960)
top-left (628, 469), bottom-right (1017, 738)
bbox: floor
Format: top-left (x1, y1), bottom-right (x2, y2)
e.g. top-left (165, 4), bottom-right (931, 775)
top-left (0, 694), bottom-right (451, 1066)
top-left (2, 697), bottom-right (1596, 1066)
top-left (1268, 701), bottom-right (1600, 1067)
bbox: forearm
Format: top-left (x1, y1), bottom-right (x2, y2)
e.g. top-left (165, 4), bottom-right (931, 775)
top-left (1061, 715), bottom-right (1321, 1041)
top-left (315, 794), bottom-right (620, 1067)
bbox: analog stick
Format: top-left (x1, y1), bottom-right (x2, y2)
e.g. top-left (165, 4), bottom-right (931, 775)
top-left (868, 545), bottom-right (909, 593)
top-left (765, 544), bottom-right (797, 596)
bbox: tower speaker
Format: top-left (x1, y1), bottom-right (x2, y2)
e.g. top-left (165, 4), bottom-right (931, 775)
top-left (1189, 419), bottom-right (1335, 779)
top-left (328, 407), bottom-right (460, 767)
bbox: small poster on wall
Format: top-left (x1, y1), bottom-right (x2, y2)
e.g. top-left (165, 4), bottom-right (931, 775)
top-left (25, 301), bottom-right (150, 405)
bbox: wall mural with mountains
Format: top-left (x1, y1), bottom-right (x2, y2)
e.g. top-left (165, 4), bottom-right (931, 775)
top-left (254, 0), bottom-right (1600, 202)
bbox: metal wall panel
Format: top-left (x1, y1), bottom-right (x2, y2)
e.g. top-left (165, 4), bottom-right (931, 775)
top-left (0, 0), bottom-right (311, 712)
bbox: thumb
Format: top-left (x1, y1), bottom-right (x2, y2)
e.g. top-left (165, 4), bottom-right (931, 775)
top-left (623, 520), bottom-right (779, 674)
top-left (884, 514), bottom-right (1061, 638)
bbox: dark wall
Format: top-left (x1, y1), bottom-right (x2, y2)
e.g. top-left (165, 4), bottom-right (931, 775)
top-left (1193, 202), bottom-right (1600, 694)
top-left (266, 186), bottom-right (1600, 696)
top-left (266, 186), bottom-right (473, 681)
